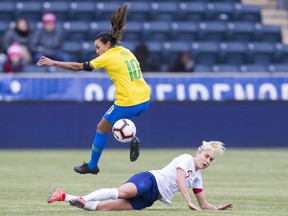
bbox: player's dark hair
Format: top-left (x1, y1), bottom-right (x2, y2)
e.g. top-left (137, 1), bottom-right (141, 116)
top-left (95, 4), bottom-right (128, 47)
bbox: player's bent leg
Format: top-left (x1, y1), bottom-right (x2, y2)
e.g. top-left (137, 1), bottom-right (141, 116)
top-left (117, 182), bottom-right (138, 199)
top-left (97, 199), bottom-right (133, 211)
top-left (130, 136), bottom-right (140, 162)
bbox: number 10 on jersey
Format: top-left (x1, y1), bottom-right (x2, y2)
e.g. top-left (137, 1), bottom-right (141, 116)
top-left (125, 59), bottom-right (141, 81)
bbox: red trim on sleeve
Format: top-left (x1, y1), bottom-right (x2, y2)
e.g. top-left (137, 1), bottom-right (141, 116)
top-left (193, 188), bottom-right (203, 194)
top-left (62, 193), bottom-right (66, 201)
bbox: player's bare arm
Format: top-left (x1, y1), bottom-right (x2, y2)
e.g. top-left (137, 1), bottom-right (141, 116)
top-left (195, 191), bottom-right (233, 210)
top-left (176, 168), bottom-right (200, 211)
top-left (36, 56), bottom-right (83, 71)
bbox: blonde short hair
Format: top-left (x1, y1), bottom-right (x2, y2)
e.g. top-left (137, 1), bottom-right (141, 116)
top-left (198, 140), bottom-right (225, 156)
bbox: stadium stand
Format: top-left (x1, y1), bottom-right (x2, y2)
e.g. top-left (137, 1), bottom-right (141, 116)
top-left (126, 2), bottom-right (151, 22)
top-left (240, 64), bottom-right (269, 72)
top-left (0, 0), bottom-right (287, 73)
top-left (212, 64), bottom-right (240, 73)
top-left (192, 42), bottom-right (220, 65)
top-left (178, 2), bottom-right (207, 22)
top-left (268, 63), bottom-right (288, 72)
top-left (170, 22), bottom-right (199, 42)
top-left (247, 42), bottom-right (275, 65)
top-left (233, 3), bottom-right (261, 22)
top-left (198, 22), bottom-right (227, 42)
top-left (150, 2), bottom-right (179, 22)
top-left (42, 1), bottom-right (70, 22)
top-left (219, 42), bottom-right (248, 65)
top-left (0, 2), bottom-right (15, 22)
top-left (62, 41), bottom-right (82, 62)
top-left (69, 1), bottom-right (96, 22)
top-left (142, 21), bottom-right (171, 41)
top-left (254, 23), bottom-right (282, 42)
top-left (15, 2), bottom-right (43, 22)
top-left (63, 21), bottom-right (90, 42)
top-left (275, 43), bottom-right (288, 63)
top-left (226, 22), bottom-right (256, 42)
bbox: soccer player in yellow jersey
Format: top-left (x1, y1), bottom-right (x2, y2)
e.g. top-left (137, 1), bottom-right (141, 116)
top-left (37, 4), bottom-right (150, 175)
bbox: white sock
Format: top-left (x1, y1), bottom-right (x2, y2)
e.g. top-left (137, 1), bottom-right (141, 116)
top-left (84, 201), bottom-right (99, 211)
top-left (64, 194), bottom-right (78, 202)
top-left (82, 188), bottom-right (118, 202)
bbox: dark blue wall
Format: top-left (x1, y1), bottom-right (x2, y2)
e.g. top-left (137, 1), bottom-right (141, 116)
top-left (0, 101), bottom-right (287, 149)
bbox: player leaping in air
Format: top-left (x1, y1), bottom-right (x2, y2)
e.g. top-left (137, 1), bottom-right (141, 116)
top-left (37, 4), bottom-right (151, 175)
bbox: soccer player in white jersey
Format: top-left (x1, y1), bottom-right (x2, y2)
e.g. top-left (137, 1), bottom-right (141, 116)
top-left (47, 141), bottom-right (233, 211)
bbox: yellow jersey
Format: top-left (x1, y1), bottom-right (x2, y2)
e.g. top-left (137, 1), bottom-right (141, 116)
top-left (90, 46), bottom-right (150, 106)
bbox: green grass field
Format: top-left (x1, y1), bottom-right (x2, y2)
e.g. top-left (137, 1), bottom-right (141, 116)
top-left (0, 148), bottom-right (287, 216)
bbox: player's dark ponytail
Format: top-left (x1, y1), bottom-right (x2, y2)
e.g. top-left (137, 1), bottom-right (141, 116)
top-left (95, 4), bottom-right (128, 47)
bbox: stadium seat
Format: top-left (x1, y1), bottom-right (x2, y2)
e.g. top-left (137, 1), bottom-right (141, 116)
top-left (146, 41), bottom-right (164, 63)
top-left (192, 42), bottom-right (219, 65)
top-left (89, 21), bottom-right (110, 41)
top-left (268, 64), bottom-right (288, 72)
top-left (95, 2), bottom-right (122, 21)
top-left (226, 22), bottom-right (255, 42)
top-left (212, 64), bottom-right (240, 72)
top-left (179, 2), bottom-right (206, 21)
top-left (122, 41), bottom-right (138, 52)
top-left (69, 1), bottom-right (96, 22)
top-left (42, 1), bottom-right (70, 22)
top-left (63, 21), bottom-right (90, 42)
top-left (142, 22), bottom-right (171, 41)
top-left (247, 42), bottom-right (275, 65)
top-left (63, 41), bottom-right (83, 62)
top-left (234, 4), bottom-right (261, 22)
top-left (198, 22), bottom-right (227, 42)
top-left (23, 65), bottom-right (48, 73)
top-left (81, 42), bottom-right (97, 62)
top-left (170, 22), bottom-right (198, 41)
top-left (0, 21), bottom-right (10, 41)
top-left (15, 2), bottom-right (43, 22)
top-left (210, 0), bottom-right (240, 2)
top-left (219, 42), bottom-right (247, 65)
top-left (48, 66), bottom-right (74, 73)
top-left (194, 64), bottom-right (212, 72)
top-left (181, 0), bottom-right (240, 2)
top-left (124, 22), bottom-right (143, 42)
top-left (240, 64), bottom-right (269, 72)
top-left (274, 43), bottom-right (288, 63)
top-left (127, 2), bottom-right (151, 22)
top-left (206, 3), bottom-right (234, 21)
top-left (0, 2), bottom-right (15, 22)
top-left (150, 2), bottom-right (179, 21)
top-left (254, 24), bottom-right (282, 43)
top-left (162, 41), bottom-right (192, 63)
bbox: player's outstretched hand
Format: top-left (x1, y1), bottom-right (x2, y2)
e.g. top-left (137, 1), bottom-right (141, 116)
top-left (217, 203), bottom-right (233, 210)
top-left (36, 56), bottom-right (54, 66)
top-left (188, 202), bottom-right (201, 211)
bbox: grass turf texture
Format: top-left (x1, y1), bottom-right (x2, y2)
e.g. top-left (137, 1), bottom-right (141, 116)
top-left (0, 149), bottom-right (287, 216)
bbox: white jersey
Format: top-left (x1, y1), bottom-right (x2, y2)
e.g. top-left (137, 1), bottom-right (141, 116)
top-left (149, 154), bottom-right (203, 205)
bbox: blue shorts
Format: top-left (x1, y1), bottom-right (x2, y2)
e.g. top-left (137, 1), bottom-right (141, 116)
top-left (125, 172), bottom-right (159, 210)
top-left (104, 100), bottom-right (150, 125)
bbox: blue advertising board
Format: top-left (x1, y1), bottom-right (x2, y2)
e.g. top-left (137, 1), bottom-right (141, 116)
top-left (0, 73), bottom-right (287, 149)
top-left (1, 73), bottom-right (288, 101)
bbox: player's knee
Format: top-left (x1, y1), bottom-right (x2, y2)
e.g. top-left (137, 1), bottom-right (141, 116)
top-left (96, 120), bottom-right (112, 134)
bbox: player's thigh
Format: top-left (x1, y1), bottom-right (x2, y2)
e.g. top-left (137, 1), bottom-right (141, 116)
top-left (97, 199), bottom-right (133, 211)
top-left (118, 182), bottom-right (138, 198)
